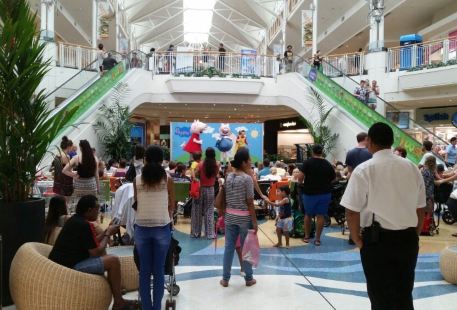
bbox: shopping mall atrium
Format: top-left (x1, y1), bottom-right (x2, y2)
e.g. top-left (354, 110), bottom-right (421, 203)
top-left (1, 0), bottom-right (457, 309)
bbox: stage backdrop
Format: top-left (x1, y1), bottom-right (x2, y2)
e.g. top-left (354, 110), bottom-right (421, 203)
top-left (170, 122), bottom-right (263, 163)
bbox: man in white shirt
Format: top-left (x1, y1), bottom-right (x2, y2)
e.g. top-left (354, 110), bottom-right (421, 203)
top-left (341, 122), bottom-right (426, 310)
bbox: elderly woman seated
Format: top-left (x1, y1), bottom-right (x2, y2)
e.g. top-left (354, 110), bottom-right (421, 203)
top-left (260, 167), bottom-right (283, 181)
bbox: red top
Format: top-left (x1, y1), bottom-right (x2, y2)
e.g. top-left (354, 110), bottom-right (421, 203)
top-left (198, 162), bottom-right (217, 186)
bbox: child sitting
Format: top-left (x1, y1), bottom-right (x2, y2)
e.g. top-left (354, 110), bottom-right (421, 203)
top-left (264, 186), bottom-right (292, 248)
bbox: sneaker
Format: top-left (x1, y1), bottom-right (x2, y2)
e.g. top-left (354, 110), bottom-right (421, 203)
top-left (245, 279), bottom-right (257, 287)
top-left (220, 279), bottom-right (229, 287)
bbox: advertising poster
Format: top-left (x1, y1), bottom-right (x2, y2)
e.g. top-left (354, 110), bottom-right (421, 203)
top-left (302, 10), bottom-right (313, 48)
top-left (240, 49), bottom-right (257, 75)
top-left (170, 122), bottom-right (263, 163)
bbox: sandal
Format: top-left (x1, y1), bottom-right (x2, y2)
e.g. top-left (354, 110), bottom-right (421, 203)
top-left (314, 240), bottom-right (321, 246)
top-left (302, 237), bottom-right (310, 243)
top-left (452, 233), bottom-right (457, 237)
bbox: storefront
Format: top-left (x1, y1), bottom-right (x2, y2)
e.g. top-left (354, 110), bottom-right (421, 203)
top-left (264, 117), bottom-right (312, 160)
top-left (414, 106), bottom-right (457, 142)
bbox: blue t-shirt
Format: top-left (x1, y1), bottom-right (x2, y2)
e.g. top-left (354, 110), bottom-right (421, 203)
top-left (446, 144), bottom-right (457, 164)
top-left (345, 147), bottom-right (372, 169)
top-left (258, 167), bottom-right (271, 178)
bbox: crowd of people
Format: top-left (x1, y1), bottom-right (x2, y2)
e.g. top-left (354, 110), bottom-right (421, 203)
top-left (44, 124), bottom-right (457, 310)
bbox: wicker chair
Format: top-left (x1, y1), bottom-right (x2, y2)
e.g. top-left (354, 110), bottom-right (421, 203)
top-left (107, 245), bottom-right (139, 292)
top-left (440, 246), bottom-right (457, 284)
top-left (10, 242), bottom-right (112, 310)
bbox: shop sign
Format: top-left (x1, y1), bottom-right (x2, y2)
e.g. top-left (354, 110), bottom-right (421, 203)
top-left (281, 121), bottom-right (297, 128)
top-left (416, 107), bottom-right (457, 125)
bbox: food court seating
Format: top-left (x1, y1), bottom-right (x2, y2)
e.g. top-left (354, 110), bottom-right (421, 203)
top-left (10, 242), bottom-right (112, 310)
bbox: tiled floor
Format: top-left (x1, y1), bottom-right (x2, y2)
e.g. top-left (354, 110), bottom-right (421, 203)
top-left (5, 215), bottom-right (457, 310)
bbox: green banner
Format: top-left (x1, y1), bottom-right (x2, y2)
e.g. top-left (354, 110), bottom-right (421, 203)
top-left (56, 62), bottom-right (127, 136)
top-left (304, 67), bottom-right (423, 164)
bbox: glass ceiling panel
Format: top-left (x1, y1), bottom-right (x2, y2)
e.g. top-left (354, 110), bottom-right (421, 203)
top-left (183, 0), bottom-right (217, 43)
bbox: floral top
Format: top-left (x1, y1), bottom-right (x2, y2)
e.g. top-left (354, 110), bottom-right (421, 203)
top-left (421, 168), bottom-right (434, 199)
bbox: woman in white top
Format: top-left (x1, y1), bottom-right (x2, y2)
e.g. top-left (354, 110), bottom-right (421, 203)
top-left (133, 145), bottom-right (174, 310)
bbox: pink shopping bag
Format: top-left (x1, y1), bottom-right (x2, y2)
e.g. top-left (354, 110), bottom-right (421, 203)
top-left (242, 229), bottom-right (260, 267)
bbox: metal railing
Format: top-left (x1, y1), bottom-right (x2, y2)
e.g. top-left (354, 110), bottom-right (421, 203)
top-left (57, 42), bottom-right (98, 69)
top-left (386, 36), bottom-right (457, 72)
top-left (294, 57), bottom-right (448, 163)
top-left (148, 52), bottom-right (278, 77)
top-left (323, 53), bottom-right (365, 76)
top-left (268, 13), bottom-right (283, 42)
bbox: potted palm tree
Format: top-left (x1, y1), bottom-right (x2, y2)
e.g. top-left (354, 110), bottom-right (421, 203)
top-left (300, 87), bottom-right (339, 157)
top-left (0, 0), bottom-right (77, 305)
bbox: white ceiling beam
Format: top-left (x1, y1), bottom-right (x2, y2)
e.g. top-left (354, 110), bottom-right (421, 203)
top-left (246, 0), bottom-right (276, 17)
top-left (159, 33), bottom-right (184, 50)
top-left (137, 10), bottom-right (183, 42)
top-left (218, 0), bottom-right (266, 28)
top-left (208, 33), bottom-right (237, 52)
top-left (130, 0), bottom-right (182, 23)
top-left (211, 24), bottom-right (255, 49)
top-left (212, 11), bottom-right (261, 46)
top-left (55, 0), bottom-right (92, 45)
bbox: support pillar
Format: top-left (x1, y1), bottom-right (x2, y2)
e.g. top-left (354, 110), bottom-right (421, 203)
top-left (312, 0), bottom-right (318, 56)
top-left (365, 51), bottom-right (387, 116)
top-left (92, 0), bottom-right (98, 49)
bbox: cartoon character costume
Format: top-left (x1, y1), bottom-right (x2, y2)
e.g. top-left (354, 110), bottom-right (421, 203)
top-left (183, 120), bottom-right (207, 154)
top-left (235, 130), bottom-right (248, 152)
top-left (215, 123), bottom-right (234, 162)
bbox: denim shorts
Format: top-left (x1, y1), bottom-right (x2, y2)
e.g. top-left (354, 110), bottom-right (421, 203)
top-left (276, 217), bottom-right (293, 231)
top-left (302, 193), bottom-right (331, 216)
top-left (73, 257), bottom-right (104, 275)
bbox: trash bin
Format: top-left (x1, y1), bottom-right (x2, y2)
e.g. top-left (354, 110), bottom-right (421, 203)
top-left (400, 34), bottom-right (423, 70)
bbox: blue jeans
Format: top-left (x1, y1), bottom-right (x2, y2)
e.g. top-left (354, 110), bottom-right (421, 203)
top-left (222, 222), bottom-right (253, 281)
top-left (135, 224), bottom-right (171, 310)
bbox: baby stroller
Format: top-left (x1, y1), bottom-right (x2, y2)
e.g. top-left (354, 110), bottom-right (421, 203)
top-left (328, 181), bottom-right (347, 226)
top-left (422, 182), bottom-right (454, 235)
top-left (133, 236), bottom-right (182, 310)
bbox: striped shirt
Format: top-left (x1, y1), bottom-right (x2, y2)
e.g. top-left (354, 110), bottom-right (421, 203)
top-left (135, 175), bottom-right (171, 227)
top-left (224, 172), bottom-right (254, 225)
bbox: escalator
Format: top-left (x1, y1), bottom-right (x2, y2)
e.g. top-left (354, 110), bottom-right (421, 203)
top-left (41, 51), bottom-right (148, 168)
top-left (293, 58), bottom-right (446, 164)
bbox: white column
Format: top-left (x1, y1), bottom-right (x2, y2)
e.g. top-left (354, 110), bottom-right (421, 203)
top-left (281, 1), bottom-right (287, 55)
top-left (312, 0), bottom-right (318, 55)
top-left (40, 0), bottom-right (55, 41)
top-left (92, 0), bottom-right (98, 49)
top-left (368, 0), bottom-right (385, 52)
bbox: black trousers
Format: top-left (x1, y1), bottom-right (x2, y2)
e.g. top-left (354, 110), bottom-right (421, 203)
top-left (360, 227), bottom-right (419, 310)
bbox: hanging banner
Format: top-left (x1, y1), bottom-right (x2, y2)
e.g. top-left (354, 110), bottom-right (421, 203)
top-left (302, 10), bottom-right (313, 48)
top-left (240, 49), bottom-right (257, 75)
top-left (98, 2), bottom-right (114, 38)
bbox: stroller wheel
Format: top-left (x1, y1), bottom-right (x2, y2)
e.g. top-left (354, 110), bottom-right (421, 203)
top-left (335, 215), bottom-right (346, 225)
top-left (442, 210), bottom-right (456, 225)
top-left (269, 209), bottom-right (276, 220)
top-left (172, 284), bottom-right (180, 296)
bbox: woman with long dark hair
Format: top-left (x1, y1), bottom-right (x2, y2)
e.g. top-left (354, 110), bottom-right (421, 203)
top-left (133, 145), bottom-right (174, 310)
top-left (191, 147), bottom-right (219, 239)
top-left (63, 140), bottom-right (99, 198)
top-left (52, 136), bottom-right (74, 199)
top-left (44, 195), bottom-right (69, 245)
top-left (220, 147), bottom-right (258, 287)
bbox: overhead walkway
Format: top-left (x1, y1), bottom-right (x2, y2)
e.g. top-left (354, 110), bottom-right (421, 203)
top-left (42, 51), bottom-right (444, 169)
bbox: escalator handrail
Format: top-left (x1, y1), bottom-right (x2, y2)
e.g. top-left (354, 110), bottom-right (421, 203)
top-left (294, 56), bottom-right (447, 145)
top-left (315, 57), bottom-right (447, 145)
top-left (44, 59), bottom-right (98, 100)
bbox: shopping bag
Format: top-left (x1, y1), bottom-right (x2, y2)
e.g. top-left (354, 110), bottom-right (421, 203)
top-left (190, 180), bottom-right (200, 198)
top-left (242, 229), bottom-right (260, 267)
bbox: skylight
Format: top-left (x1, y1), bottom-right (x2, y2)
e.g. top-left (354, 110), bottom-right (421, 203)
top-left (183, 0), bottom-right (217, 44)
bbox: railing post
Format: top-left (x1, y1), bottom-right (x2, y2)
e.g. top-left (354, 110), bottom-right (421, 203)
top-left (386, 49), bottom-right (391, 72)
top-left (76, 46), bottom-right (82, 69)
top-left (411, 45), bottom-right (417, 68)
top-left (359, 53), bottom-right (363, 75)
top-left (443, 39), bottom-right (450, 63)
top-left (58, 42), bottom-right (63, 67)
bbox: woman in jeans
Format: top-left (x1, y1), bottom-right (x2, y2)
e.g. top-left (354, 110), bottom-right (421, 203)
top-left (192, 147), bottom-right (219, 239)
top-left (134, 146), bottom-right (174, 310)
top-left (220, 147), bottom-right (258, 287)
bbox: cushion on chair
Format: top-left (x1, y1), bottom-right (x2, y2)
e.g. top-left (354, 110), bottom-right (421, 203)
top-left (10, 242), bottom-right (112, 310)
